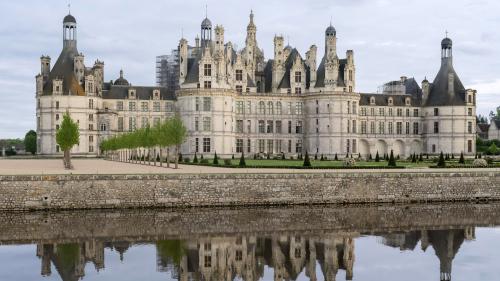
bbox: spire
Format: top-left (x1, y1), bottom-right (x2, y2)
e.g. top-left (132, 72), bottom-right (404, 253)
top-left (120, 69), bottom-right (123, 79)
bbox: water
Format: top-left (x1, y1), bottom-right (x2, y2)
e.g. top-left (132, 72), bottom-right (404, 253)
top-left (0, 203), bottom-right (499, 281)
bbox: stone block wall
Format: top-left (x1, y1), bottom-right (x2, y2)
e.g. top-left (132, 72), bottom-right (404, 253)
top-left (0, 171), bottom-right (498, 210)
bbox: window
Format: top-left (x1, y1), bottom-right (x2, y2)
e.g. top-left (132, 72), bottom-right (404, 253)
top-left (203, 64), bottom-right (212, 76)
top-left (195, 98), bottom-right (200, 111)
top-left (414, 109), bottom-right (419, 117)
top-left (236, 101), bottom-right (244, 114)
top-left (100, 123), bottom-right (107, 131)
top-left (236, 70), bottom-right (243, 81)
top-left (406, 109), bottom-right (410, 117)
top-left (203, 97), bottom-right (211, 111)
top-left (204, 255), bottom-right (211, 268)
top-left (236, 85), bottom-right (243, 94)
top-left (141, 102), bottom-right (149, 112)
top-left (346, 139), bottom-right (350, 153)
top-left (266, 120), bottom-right (273, 133)
top-left (153, 102), bottom-right (160, 112)
top-left (352, 139), bottom-right (357, 153)
top-left (361, 121), bottom-right (367, 134)
top-left (370, 121), bottom-right (375, 134)
top-left (55, 114), bottom-right (60, 121)
top-left (118, 117), bottom-right (124, 132)
top-left (468, 95), bottom-right (472, 103)
top-left (396, 122), bottom-right (402, 134)
top-left (468, 140), bottom-right (472, 153)
top-left (276, 102), bottom-right (282, 115)
top-left (389, 108), bottom-right (393, 116)
top-left (89, 145), bottom-right (94, 153)
top-left (165, 102), bottom-right (173, 112)
top-left (388, 98), bottom-right (393, 106)
top-left (268, 102), bottom-right (274, 115)
top-left (397, 108), bottom-right (402, 117)
top-left (88, 99), bottom-right (94, 109)
top-left (432, 144), bottom-right (436, 153)
top-left (468, 108), bottom-right (473, 116)
top-left (247, 139), bottom-right (251, 153)
top-left (370, 97), bottom-right (375, 105)
top-left (195, 138), bottom-right (199, 153)
top-left (236, 250), bottom-right (243, 261)
top-left (378, 122), bottom-right (385, 134)
top-left (203, 138), bottom-right (211, 153)
top-left (413, 122), bottom-right (419, 134)
top-left (352, 102), bottom-right (357, 114)
top-left (349, 70), bottom-right (353, 81)
top-left (246, 101), bottom-right (252, 114)
top-left (348, 101), bottom-right (351, 114)
top-left (129, 102), bottom-right (136, 111)
top-left (295, 140), bottom-right (302, 153)
top-left (433, 122), bottom-right (439, 133)
top-left (89, 135), bottom-right (94, 143)
top-left (295, 87), bottom-right (302, 95)
top-left (352, 120), bottom-right (357, 133)
top-left (258, 120), bottom-right (265, 133)
top-left (379, 108), bottom-right (385, 116)
top-left (117, 101), bottom-right (123, 111)
top-left (55, 101), bottom-right (59, 109)
top-left (288, 140), bottom-right (292, 153)
top-left (141, 117), bottom-right (148, 128)
top-left (406, 98), bottom-right (411, 106)
top-left (388, 122), bottom-right (393, 134)
top-left (360, 108), bottom-right (367, 116)
top-left (434, 108), bottom-right (439, 116)
top-left (129, 117), bottom-right (136, 131)
top-left (236, 139), bottom-right (243, 153)
top-left (259, 102), bottom-right (265, 114)
top-left (247, 120), bottom-right (251, 133)
top-left (288, 102), bottom-right (294, 114)
top-left (89, 124), bottom-right (94, 131)
top-left (349, 86), bottom-right (353, 92)
top-left (194, 117), bottom-right (199, 131)
top-left (296, 102), bottom-right (303, 115)
top-left (347, 120), bottom-right (350, 133)
top-left (288, 121), bottom-right (292, 134)
top-left (294, 248), bottom-right (302, 259)
top-left (236, 120), bottom-right (243, 133)
top-left (468, 121), bottom-right (473, 133)
top-left (275, 121), bottom-right (282, 134)
top-left (405, 122), bottom-right (410, 135)
top-left (276, 139), bottom-right (282, 153)
top-left (56, 125), bottom-right (60, 130)
top-left (370, 108), bottom-right (375, 116)
top-left (204, 81), bottom-right (212, 89)
top-left (294, 71), bottom-right (301, 83)
top-left (296, 121), bottom-right (303, 134)
top-left (258, 140), bottom-right (265, 153)
top-left (267, 139), bottom-right (273, 153)
top-left (203, 117), bottom-right (211, 131)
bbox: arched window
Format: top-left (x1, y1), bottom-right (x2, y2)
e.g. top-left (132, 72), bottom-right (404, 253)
top-left (100, 123), bottom-right (107, 131)
top-left (268, 101), bottom-right (274, 115)
top-left (276, 101), bottom-right (282, 115)
top-left (258, 101), bottom-right (266, 114)
top-left (405, 98), bottom-right (411, 106)
top-left (468, 94), bottom-right (472, 103)
top-left (370, 97), bottom-right (376, 105)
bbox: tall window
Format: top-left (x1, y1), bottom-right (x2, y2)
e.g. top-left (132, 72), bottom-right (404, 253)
top-left (295, 87), bottom-right (302, 95)
top-left (434, 108), bottom-right (439, 116)
top-left (468, 121), bottom-right (473, 133)
top-left (370, 121), bottom-right (375, 134)
top-left (89, 99), bottom-right (94, 109)
top-left (129, 102), bottom-right (136, 111)
top-left (258, 101), bottom-right (265, 114)
top-left (203, 97), bottom-right (211, 111)
top-left (141, 102), bottom-right (149, 112)
top-left (236, 70), bottom-right (243, 81)
top-left (296, 102), bottom-right (303, 115)
top-left (295, 140), bottom-right (302, 153)
top-left (203, 138), bottom-right (211, 153)
top-left (413, 109), bottom-right (419, 117)
top-left (236, 101), bottom-right (244, 114)
top-left (153, 102), bottom-right (160, 112)
top-left (468, 108), bottom-right (473, 116)
top-left (100, 123), bottom-right (107, 132)
top-left (388, 108), bottom-right (393, 116)
top-left (117, 101), bottom-right (123, 111)
top-left (258, 120), bottom-right (265, 133)
top-left (204, 81), bottom-right (212, 89)
top-left (129, 117), bottom-right (136, 131)
top-left (118, 117), bottom-right (124, 132)
top-left (296, 121), bottom-right (303, 134)
top-left (247, 120), bottom-right (251, 133)
top-left (55, 101), bottom-right (59, 109)
top-left (204, 64), bottom-right (212, 76)
top-left (468, 140), bottom-right (472, 153)
top-left (349, 70), bottom-right (353, 81)
top-left (413, 122), bottom-right (419, 134)
top-left (352, 120), bottom-right (357, 133)
top-left (294, 71), bottom-right (301, 83)
top-left (141, 117), bottom-right (148, 128)
top-left (194, 117), bottom-right (199, 131)
top-left (236, 139), bottom-right (243, 153)
top-left (195, 97), bottom-right (200, 111)
top-left (288, 121), bottom-right (292, 134)
top-left (267, 140), bottom-right (273, 153)
top-left (276, 102), bottom-right (282, 115)
top-left (388, 122), bottom-right (393, 134)
top-left (276, 121), bottom-right (282, 134)
top-left (195, 138), bottom-right (199, 153)
top-left (405, 122), bottom-right (410, 134)
top-left (378, 122), bottom-right (385, 134)
top-left (266, 120), bottom-right (273, 133)
top-left (406, 109), bottom-right (410, 117)
top-left (203, 117), bottom-right (211, 131)
top-left (396, 122), bottom-right (402, 134)
top-left (267, 102), bottom-right (274, 115)
top-left (379, 108), bottom-right (385, 116)
top-left (397, 108), bottom-right (402, 117)
top-left (246, 101), bottom-right (252, 114)
top-left (258, 140), bottom-right (265, 153)
top-left (236, 120), bottom-right (243, 133)
top-left (433, 122), bottom-right (439, 133)
top-left (361, 121), bottom-right (367, 134)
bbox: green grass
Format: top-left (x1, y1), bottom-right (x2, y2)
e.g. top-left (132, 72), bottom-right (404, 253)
top-left (223, 159), bottom-right (432, 168)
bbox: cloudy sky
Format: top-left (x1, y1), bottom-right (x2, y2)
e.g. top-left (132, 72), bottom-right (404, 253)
top-left (1, 0), bottom-right (499, 138)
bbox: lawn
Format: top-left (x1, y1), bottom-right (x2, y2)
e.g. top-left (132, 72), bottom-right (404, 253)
top-left (225, 158), bottom-right (432, 168)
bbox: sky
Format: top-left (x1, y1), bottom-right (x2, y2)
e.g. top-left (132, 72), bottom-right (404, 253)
top-left (1, 0), bottom-right (499, 138)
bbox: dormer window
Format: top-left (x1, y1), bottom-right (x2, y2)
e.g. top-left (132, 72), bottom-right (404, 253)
top-left (370, 97), bottom-right (376, 105)
top-left (467, 94), bottom-right (472, 103)
top-left (294, 71), bottom-right (302, 83)
top-left (204, 64), bottom-right (212, 76)
top-left (405, 98), bottom-right (411, 106)
top-left (128, 89), bottom-right (136, 99)
top-left (153, 90), bottom-right (160, 99)
top-left (388, 97), bottom-right (393, 105)
top-left (236, 70), bottom-right (243, 81)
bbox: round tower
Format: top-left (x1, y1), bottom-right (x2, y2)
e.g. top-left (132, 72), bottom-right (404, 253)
top-left (201, 17), bottom-right (212, 48)
top-left (63, 14), bottom-right (77, 48)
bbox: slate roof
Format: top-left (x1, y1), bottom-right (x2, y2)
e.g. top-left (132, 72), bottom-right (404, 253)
top-left (477, 123), bottom-right (490, 133)
top-left (63, 14), bottom-right (76, 24)
top-left (102, 83), bottom-right (175, 100)
top-left (493, 119), bottom-right (500, 129)
top-left (314, 57), bottom-right (347, 88)
top-left (426, 59), bottom-right (466, 106)
top-left (359, 93), bottom-right (420, 106)
top-left (263, 60), bottom-right (273, 93)
top-left (42, 44), bottom-right (85, 96)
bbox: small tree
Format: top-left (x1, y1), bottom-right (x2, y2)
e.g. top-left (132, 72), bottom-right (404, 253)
top-left (213, 151), bottom-right (219, 165)
top-left (334, 153), bottom-right (338, 161)
top-left (369, 154), bottom-right (373, 161)
top-left (388, 150), bottom-right (397, 167)
top-left (437, 151), bottom-right (446, 168)
top-left (314, 153), bottom-right (318, 160)
top-left (320, 154), bottom-right (324, 161)
top-left (303, 151), bottom-right (312, 167)
top-left (419, 153), bottom-right (423, 162)
top-left (232, 154), bottom-right (235, 160)
top-left (193, 152), bottom-right (198, 163)
top-left (168, 116), bottom-right (187, 169)
top-left (488, 143), bottom-right (499, 155)
top-left (56, 113), bottom-right (80, 169)
top-left (459, 152), bottom-right (465, 164)
top-left (239, 152), bottom-right (246, 167)
top-left (281, 152), bottom-right (286, 160)
top-left (24, 130), bottom-right (37, 155)
top-left (375, 151), bottom-right (380, 162)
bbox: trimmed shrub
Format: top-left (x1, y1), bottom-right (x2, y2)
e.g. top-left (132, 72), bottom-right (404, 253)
top-left (388, 150), bottom-right (397, 167)
top-left (183, 157), bottom-right (190, 163)
top-left (232, 154), bottom-right (235, 160)
top-left (303, 151), bottom-right (312, 167)
top-left (314, 153), bottom-right (318, 160)
top-left (320, 154), bottom-right (325, 161)
top-left (472, 159), bottom-right (488, 167)
top-left (178, 153), bottom-right (183, 162)
top-left (281, 153), bottom-right (286, 160)
top-left (343, 158), bottom-right (356, 167)
top-left (239, 152), bottom-right (246, 167)
top-left (334, 153), bottom-right (338, 161)
top-left (459, 152), bottom-right (465, 164)
top-left (375, 151), bottom-right (380, 162)
top-left (369, 154), bottom-right (373, 161)
top-left (488, 143), bottom-right (499, 155)
top-left (224, 159), bottom-right (232, 165)
top-left (213, 152), bottom-right (219, 165)
top-left (200, 159), bottom-right (209, 164)
top-left (193, 153), bottom-right (199, 163)
top-left (437, 151), bottom-right (446, 168)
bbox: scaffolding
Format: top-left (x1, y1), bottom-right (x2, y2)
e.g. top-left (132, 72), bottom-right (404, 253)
top-left (155, 50), bottom-right (180, 91)
top-left (377, 80), bottom-right (406, 95)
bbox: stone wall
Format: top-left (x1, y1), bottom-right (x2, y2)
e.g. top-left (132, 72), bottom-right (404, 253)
top-left (0, 171), bottom-right (498, 210)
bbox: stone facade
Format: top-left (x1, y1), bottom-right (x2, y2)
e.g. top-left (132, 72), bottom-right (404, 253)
top-left (0, 172), bottom-right (498, 210)
top-left (37, 12), bottom-right (477, 158)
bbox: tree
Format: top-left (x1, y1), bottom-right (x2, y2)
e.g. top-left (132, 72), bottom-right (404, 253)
top-left (56, 113), bottom-right (80, 169)
top-left (213, 151), bottom-right (219, 165)
top-left (193, 152), bottom-right (198, 163)
top-left (388, 150), bottom-right (396, 167)
top-left (459, 152), bottom-right (465, 164)
top-left (303, 151), bottom-right (312, 167)
top-left (239, 152), bottom-right (246, 167)
top-left (154, 120), bottom-right (173, 167)
top-left (168, 116), bottom-right (187, 169)
top-left (375, 151), bottom-right (380, 162)
top-left (488, 143), bottom-right (499, 155)
top-left (334, 153), bottom-right (338, 161)
top-left (24, 130), bottom-right (37, 155)
top-left (437, 151), bottom-right (446, 168)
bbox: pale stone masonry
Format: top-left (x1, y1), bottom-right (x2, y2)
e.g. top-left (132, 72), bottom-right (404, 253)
top-left (0, 172), bottom-right (498, 210)
top-left (36, 12), bottom-right (477, 158)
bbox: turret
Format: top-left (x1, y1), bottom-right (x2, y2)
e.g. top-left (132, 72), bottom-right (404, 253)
top-left (272, 35), bottom-right (285, 91)
top-left (325, 23), bottom-right (337, 57)
top-left (246, 10), bottom-right (257, 47)
top-left (214, 25), bottom-right (224, 52)
top-left (74, 53), bottom-right (85, 85)
top-left (324, 23), bottom-right (339, 87)
top-left (306, 45), bottom-right (317, 85)
top-left (179, 38), bottom-right (188, 84)
top-left (40, 56), bottom-right (51, 77)
top-left (63, 14), bottom-right (77, 48)
top-left (422, 77), bottom-right (430, 104)
top-left (201, 17), bottom-right (212, 48)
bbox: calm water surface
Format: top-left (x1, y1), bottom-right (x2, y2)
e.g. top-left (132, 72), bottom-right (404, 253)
top-left (0, 204), bottom-right (499, 281)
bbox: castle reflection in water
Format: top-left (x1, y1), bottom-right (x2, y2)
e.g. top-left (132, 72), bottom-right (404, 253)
top-left (35, 227), bottom-right (475, 281)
